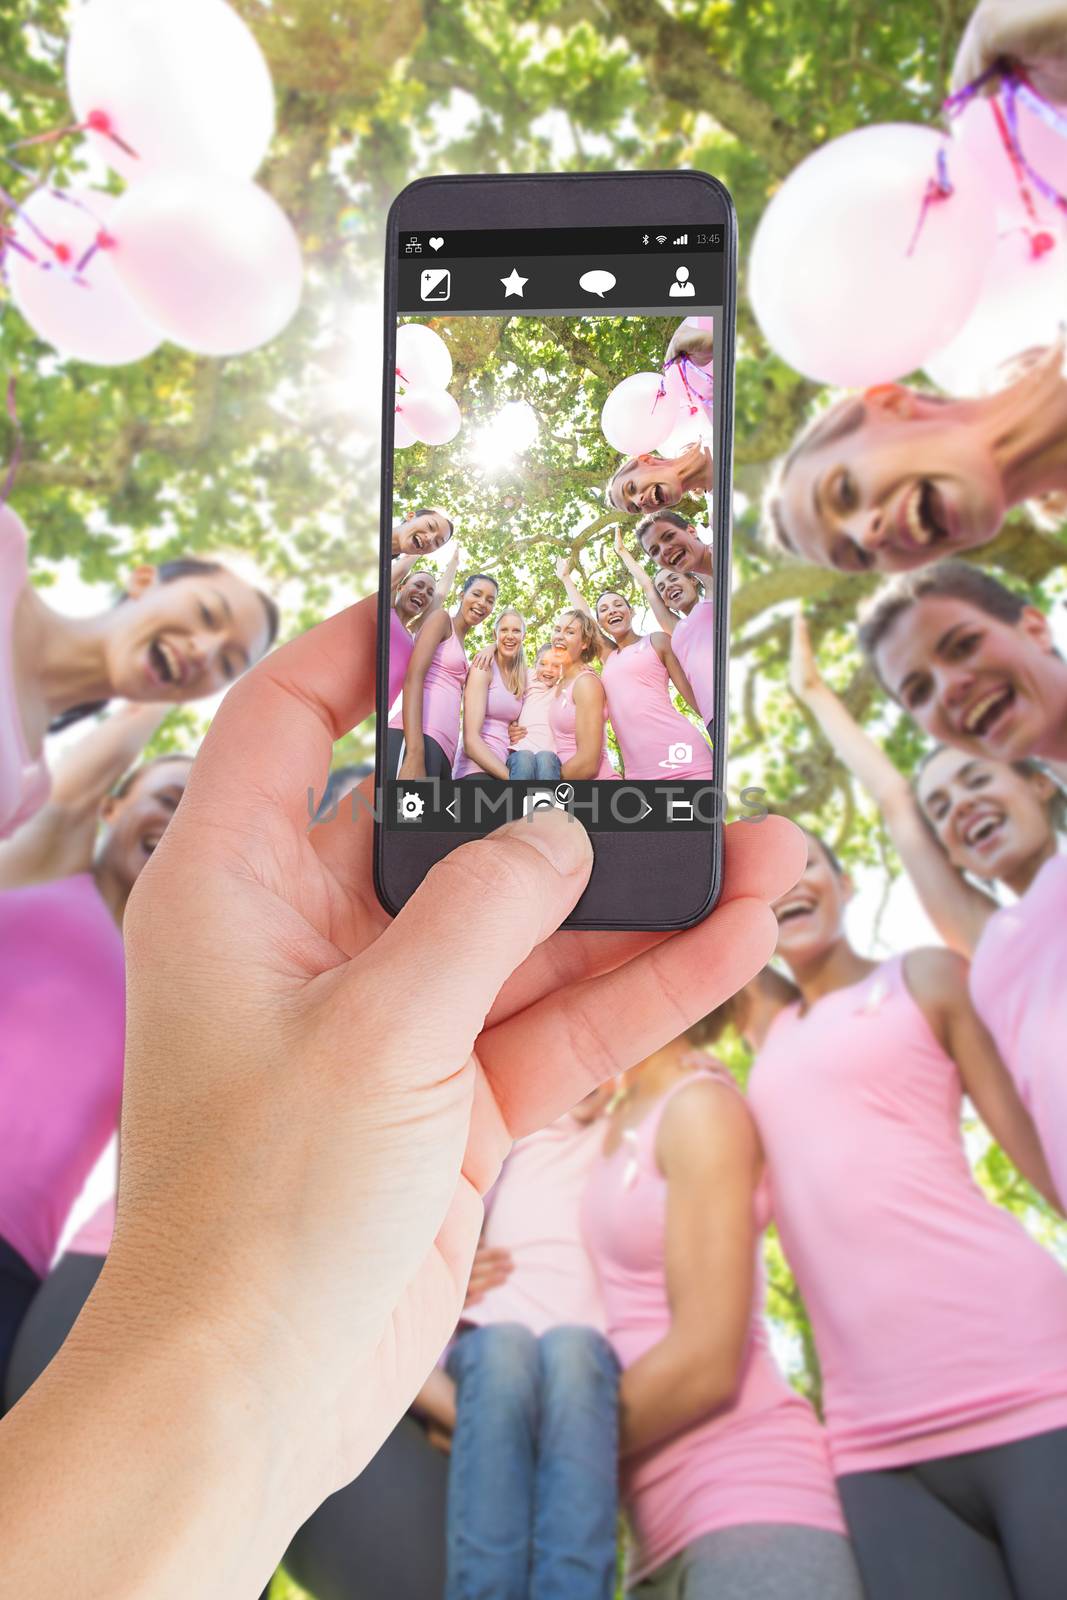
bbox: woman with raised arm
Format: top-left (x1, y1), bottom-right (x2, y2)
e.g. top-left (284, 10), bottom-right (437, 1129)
top-left (388, 542), bottom-right (460, 711)
top-left (1, 505), bottom-right (278, 838)
top-left (454, 607), bottom-right (528, 780)
top-left (547, 610), bottom-right (617, 781)
top-left (389, 574), bottom-right (498, 782)
top-left (739, 831), bottom-right (1067, 1600)
top-left (582, 1022), bottom-right (863, 1600)
top-left (610, 527), bottom-right (717, 730)
top-left (391, 505), bottom-right (454, 558)
top-left (555, 554), bottom-right (710, 779)
top-left (792, 608), bottom-right (1067, 1211)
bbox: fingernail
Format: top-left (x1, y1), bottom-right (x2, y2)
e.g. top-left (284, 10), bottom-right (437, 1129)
top-left (506, 807), bottom-right (591, 876)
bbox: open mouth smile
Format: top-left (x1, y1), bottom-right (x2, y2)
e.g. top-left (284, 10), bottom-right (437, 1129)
top-left (149, 638), bottom-right (185, 688)
top-left (897, 480), bottom-right (950, 552)
top-left (960, 685), bottom-right (1015, 741)
top-left (775, 895), bottom-right (817, 925)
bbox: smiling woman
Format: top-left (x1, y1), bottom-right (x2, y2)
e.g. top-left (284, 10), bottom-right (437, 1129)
top-left (1, 505), bottom-right (278, 840)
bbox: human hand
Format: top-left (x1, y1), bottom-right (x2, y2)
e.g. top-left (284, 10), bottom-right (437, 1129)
top-left (470, 647), bottom-right (495, 673)
top-left (665, 319), bottom-right (713, 369)
top-left (554, 555), bottom-right (572, 581)
top-left (951, 0), bottom-right (1067, 103)
top-left (107, 596), bottom-right (802, 1537)
top-left (507, 722), bottom-right (528, 745)
top-left (789, 611), bottom-right (825, 703)
top-left (463, 1244), bottom-right (514, 1307)
top-left (397, 753), bottom-right (426, 781)
top-left (613, 526), bottom-right (630, 559)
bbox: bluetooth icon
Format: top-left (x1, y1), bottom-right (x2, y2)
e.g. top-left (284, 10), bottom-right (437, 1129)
top-left (642, 233), bottom-right (650, 245)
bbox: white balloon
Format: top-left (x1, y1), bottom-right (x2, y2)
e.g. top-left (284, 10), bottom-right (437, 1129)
top-left (399, 387), bottom-right (461, 446)
top-left (925, 223), bottom-right (1067, 395)
top-left (8, 187), bottom-right (162, 366)
top-left (601, 371), bottom-right (680, 455)
top-left (395, 322), bottom-right (452, 390)
top-left (393, 413), bottom-right (418, 448)
top-left (67, 0), bottom-right (275, 181)
top-left (110, 174), bottom-right (303, 357)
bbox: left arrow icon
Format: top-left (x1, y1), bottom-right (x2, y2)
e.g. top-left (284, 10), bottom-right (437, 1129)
top-left (445, 797), bottom-right (460, 821)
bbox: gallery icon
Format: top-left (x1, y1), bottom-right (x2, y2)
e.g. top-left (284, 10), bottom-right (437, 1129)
top-left (421, 267), bottom-right (451, 302)
top-left (668, 797), bottom-right (695, 823)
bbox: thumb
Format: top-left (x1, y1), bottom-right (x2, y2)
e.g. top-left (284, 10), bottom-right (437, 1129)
top-left (357, 808), bottom-right (592, 1062)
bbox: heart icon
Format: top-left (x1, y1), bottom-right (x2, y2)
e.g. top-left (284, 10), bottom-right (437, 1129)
top-left (429, 237), bottom-right (444, 251)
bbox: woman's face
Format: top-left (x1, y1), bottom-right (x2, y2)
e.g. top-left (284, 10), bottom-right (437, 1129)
top-left (98, 759), bottom-right (191, 894)
top-left (916, 747), bottom-right (1056, 882)
top-left (611, 454), bottom-right (687, 515)
top-left (396, 508), bottom-right (452, 555)
top-left (654, 568), bottom-right (701, 611)
top-left (771, 836), bottom-right (850, 967)
top-left (398, 571), bottom-right (436, 619)
top-left (551, 613), bottom-right (587, 664)
top-left (496, 611), bottom-right (525, 659)
top-left (777, 393), bottom-right (1005, 573)
top-left (875, 596), bottom-right (1067, 763)
top-left (107, 569), bottom-right (272, 704)
top-left (460, 579), bottom-right (497, 629)
top-left (595, 592), bottom-right (632, 639)
top-left (639, 518), bottom-right (705, 572)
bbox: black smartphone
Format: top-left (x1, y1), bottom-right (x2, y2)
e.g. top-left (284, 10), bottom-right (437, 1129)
top-left (374, 170), bottom-right (736, 931)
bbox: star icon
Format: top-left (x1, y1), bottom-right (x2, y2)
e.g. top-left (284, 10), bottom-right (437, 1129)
top-left (500, 267), bottom-right (528, 298)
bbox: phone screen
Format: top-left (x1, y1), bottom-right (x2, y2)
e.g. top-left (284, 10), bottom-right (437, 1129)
top-left (378, 181), bottom-right (732, 929)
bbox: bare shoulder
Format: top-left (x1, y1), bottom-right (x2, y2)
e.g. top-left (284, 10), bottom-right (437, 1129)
top-left (901, 946), bottom-right (970, 1017)
top-left (658, 1073), bottom-right (759, 1175)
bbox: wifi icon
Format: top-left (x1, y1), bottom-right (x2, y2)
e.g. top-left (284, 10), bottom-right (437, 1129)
top-left (655, 234), bottom-right (667, 245)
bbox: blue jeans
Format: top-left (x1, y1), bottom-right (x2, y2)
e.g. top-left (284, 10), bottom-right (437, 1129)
top-left (445, 1322), bottom-right (620, 1600)
top-left (507, 749), bottom-right (562, 782)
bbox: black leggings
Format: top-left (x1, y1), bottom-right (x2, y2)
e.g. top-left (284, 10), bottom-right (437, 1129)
top-left (385, 726), bottom-right (453, 782)
top-left (0, 1234), bottom-right (41, 1412)
top-left (838, 1427), bottom-right (1067, 1600)
top-left (7, 1248), bottom-right (448, 1600)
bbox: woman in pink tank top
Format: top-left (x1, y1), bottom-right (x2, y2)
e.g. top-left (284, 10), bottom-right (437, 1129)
top-left (454, 608), bottom-right (527, 780)
top-left (546, 610), bottom-right (617, 780)
top-left (0, 722), bottom-right (191, 1401)
top-left (612, 520), bottom-right (716, 731)
top-left (582, 1024), bottom-right (862, 1599)
top-left (389, 574), bottom-right (498, 781)
top-left (741, 829), bottom-right (1067, 1600)
top-left (388, 544), bottom-right (460, 712)
top-left (791, 611), bottom-right (1067, 1212)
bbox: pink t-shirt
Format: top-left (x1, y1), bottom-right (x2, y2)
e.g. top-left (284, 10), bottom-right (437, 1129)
top-left (970, 854), bottom-right (1067, 1207)
top-left (582, 1073), bottom-right (845, 1583)
top-left (0, 874), bottom-right (126, 1276)
top-left (548, 669), bottom-right (617, 780)
top-left (601, 635), bottom-right (713, 782)
top-left (511, 680), bottom-right (557, 756)
top-left (671, 599), bottom-right (715, 727)
top-left (1, 505), bottom-right (50, 839)
top-left (748, 956), bottom-right (1067, 1476)
top-left (463, 1113), bottom-right (605, 1338)
top-left (68, 1195), bottom-right (116, 1258)
top-left (453, 660), bottom-right (523, 778)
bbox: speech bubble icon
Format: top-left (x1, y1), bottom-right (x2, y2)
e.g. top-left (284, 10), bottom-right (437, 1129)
top-left (580, 269), bottom-right (616, 298)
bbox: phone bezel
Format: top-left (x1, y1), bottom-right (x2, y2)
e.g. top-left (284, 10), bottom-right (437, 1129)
top-left (375, 170), bottom-right (736, 932)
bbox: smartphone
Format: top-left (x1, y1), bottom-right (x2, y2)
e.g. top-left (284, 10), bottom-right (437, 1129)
top-left (375, 170), bottom-right (736, 931)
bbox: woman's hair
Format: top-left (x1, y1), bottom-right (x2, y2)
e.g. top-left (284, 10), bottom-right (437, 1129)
top-left (635, 509), bottom-right (691, 550)
top-left (462, 572), bottom-right (499, 596)
top-left (558, 607), bottom-right (601, 664)
top-left (111, 751), bottom-right (195, 801)
top-left (805, 828), bottom-right (844, 876)
top-left (606, 456), bottom-right (641, 510)
top-left (495, 607), bottom-right (528, 699)
top-left (49, 558), bottom-right (280, 734)
top-left (413, 506), bottom-right (454, 539)
top-left (857, 561), bottom-right (1028, 686)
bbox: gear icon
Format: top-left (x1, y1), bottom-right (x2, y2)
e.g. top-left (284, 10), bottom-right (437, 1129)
top-left (399, 790), bottom-right (426, 821)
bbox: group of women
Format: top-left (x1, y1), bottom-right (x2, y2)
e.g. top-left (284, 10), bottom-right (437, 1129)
top-left (387, 519), bottom-right (716, 789)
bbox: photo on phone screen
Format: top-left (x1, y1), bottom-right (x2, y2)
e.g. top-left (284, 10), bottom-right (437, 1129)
top-left (376, 177), bottom-right (734, 930)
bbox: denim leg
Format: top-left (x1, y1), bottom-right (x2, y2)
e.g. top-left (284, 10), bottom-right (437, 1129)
top-left (532, 1325), bottom-right (621, 1600)
top-left (533, 751), bottom-right (563, 781)
top-left (446, 1324), bottom-right (541, 1600)
top-left (507, 750), bottom-right (537, 780)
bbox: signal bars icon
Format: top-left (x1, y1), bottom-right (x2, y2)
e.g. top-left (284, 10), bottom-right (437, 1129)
top-left (673, 232), bottom-right (688, 245)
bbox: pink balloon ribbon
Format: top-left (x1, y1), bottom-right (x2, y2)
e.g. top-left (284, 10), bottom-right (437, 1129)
top-left (10, 110), bottom-right (140, 162)
top-left (944, 63), bottom-right (1067, 251)
top-left (905, 146), bottom-right (954, 257)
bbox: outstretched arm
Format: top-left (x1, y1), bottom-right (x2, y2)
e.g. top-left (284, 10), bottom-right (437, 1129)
top-left (0, 704), bottom-right (168, 891)
top-left (613, 527), bottom-right (675, 635)
top-left (652, 632), bottom-right (701, 717)
top-left (791, 613), bottom-right (995, 956)
top-left (555, 555), bottom-right (611, 661)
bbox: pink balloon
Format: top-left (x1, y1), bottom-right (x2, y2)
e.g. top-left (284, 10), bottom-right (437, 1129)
top-left (393, 413), bottom-right (418, 448)
top-left (67, 0), bottom-right (274, 182)
top-left (925, 221), bottom-right (1067, 395)
top-left (110, 175), bottom-right (303, 357)
top-left (8, 187), bottom-right (162, 366)
top-left (396, 322), bottom-right (452, 390)
top-left (685, 316), bottom-right (714, 332)
top-left (398, 387), bottom-right (461, 446)
top-left (601, 372), bottom-right (681, 456)
top-left (749, 124), bottom-right (996, 386)
top-left (955, 93), bottom-right (1067, 226)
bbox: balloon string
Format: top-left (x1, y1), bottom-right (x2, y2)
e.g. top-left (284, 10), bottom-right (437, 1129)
top-left (0, 378), bottom-right (22, 510)
top-left (905, 146), bottom-right (953, 257)
top-left (943, 63), bottom-right (1067, 250)
top-left (10, 112), bottom-right (139, 162)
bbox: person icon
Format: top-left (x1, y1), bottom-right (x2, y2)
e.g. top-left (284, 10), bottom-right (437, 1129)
top-left (669, 265), bottom-right (695, 298)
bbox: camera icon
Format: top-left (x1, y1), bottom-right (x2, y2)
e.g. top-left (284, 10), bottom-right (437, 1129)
top-left (523, 788), bottom-right (564, 817)
top-left (659, 743), bottom-right (693, 770)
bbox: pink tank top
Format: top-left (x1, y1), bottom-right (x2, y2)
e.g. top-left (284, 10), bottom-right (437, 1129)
top-left (454, 659), bottom-right (524, 778)
top-left (0, 875), bottom-right (126, 1276)
top-left (748, 956), bottom-right (1067, 1475)
top-left (1, 505), bottom-right (50, 839)
top-left (601, 635), bottom-right (713, 781)
top-left (670, 600), bottom-right (715, 727)
top-left (548, 669), bottom-right (617, 780)
top-left (387, 607), bottom-right (415, 710)
top-left (970, 854), bottom-right (1067, 1208)
top-left (388, 619), bottom-right (468, 765)
top-left (582, 1073), bottom-right (846, 1582)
